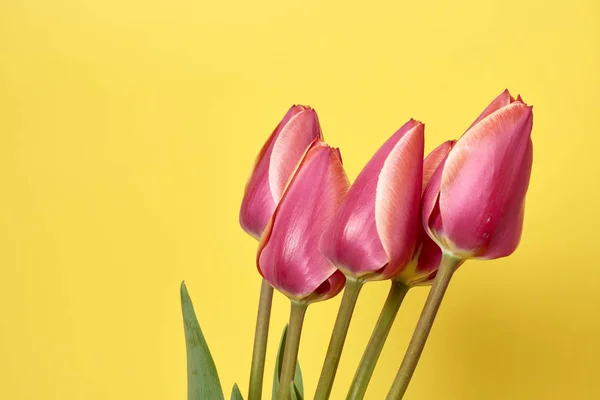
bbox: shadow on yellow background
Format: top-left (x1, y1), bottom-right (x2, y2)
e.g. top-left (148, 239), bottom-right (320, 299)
top-left (1, 0), bottom-right (598, 399)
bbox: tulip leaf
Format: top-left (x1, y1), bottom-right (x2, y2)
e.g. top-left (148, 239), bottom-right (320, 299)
top-left (272, 325), bottom-right (304, 400)
top-left (292, 384), bottom-right (303, 400)
top-left (181, 282), bottom-right (225, 400)
top-left (231, 383), bottom-right (244, 400)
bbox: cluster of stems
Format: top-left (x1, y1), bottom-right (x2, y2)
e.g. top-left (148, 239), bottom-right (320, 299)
top-left (248, 253), bottom-right (461, 400)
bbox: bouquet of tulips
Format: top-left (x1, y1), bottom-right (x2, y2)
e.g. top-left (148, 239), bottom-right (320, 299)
top-left (180, 90), bottom-right (534, 400)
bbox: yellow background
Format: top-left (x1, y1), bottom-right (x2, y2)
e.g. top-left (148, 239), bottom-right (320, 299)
top-left (1, 0), bottom-right (598, 399)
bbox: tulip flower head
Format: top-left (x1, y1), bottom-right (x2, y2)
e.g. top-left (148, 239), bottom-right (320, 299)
top-left (320, 120), bottom-right (425, 281)
top-left (257, 142), bottom-right (349, 303)
top-left (422, 90), bottom-right (533, 260)
top-left (240, 105), bottom-right (323, 240)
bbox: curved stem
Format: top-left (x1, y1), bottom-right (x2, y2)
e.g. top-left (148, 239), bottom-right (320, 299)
top-left (346, 281), bottom-right (410, 400)
top-left (248, 279), bottom-right (274, 400)
top-left (385, 253), bottom-right (461, 400)
top-left (276, 301), bottom-right (307, 400)
top-left (314, 277), bottom-right (363, 400)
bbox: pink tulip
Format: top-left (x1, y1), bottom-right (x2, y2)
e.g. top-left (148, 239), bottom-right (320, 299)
top-left (257, 142), bottom-right (349, 303)
top-left (396, 140), bottom-right (456, 286)
top-left (240, 105), bottom-right (323, 240)
top-left (320, 120), bottom-right (425, 280)
top-left (422, 90), bottom-right (533, 260)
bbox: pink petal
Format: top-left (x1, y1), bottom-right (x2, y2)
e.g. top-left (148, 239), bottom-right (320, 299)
top-left (257, 143), bottom-right (350, 300)
top-left (439, 102), bottom-right (533, 257)
top-left (240, 170), bottom-right (277, 239)
top-left (320, 120), bottom-right (422, 278)
top-left (414, 233), bottom-right (443, 276)
top-left (333, 147), bottom-right (343, 164)
top-left (240, 105), bottom-right (321, 239)
top-left (249, 106), bottom-right (302, 178)
top-left (305, 270), bottom-right (346, 303)
top-left (239, 129), bottom-right (283, 238)
top-left (269, 108), bottom-right (323, 200)
top-left (421, 150), bottom-right (449, 245)
top-left (422, 140), bottom-right (455, 193)
top-left (466, 89), bottom-right (514, 131)
top-left (375, 123), bottom-right (424, 278)
top-left (479, 139), bottom-right (533, 259)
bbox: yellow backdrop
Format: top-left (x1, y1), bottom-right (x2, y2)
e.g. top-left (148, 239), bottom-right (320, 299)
top-left (1, 0), bottom-right (598, 399)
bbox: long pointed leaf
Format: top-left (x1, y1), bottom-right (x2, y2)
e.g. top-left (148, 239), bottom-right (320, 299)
top-left (231, 383), bottom-right (244, 400)
top-left (272, 325), bottom-right (304, 400)
top-left (181, 282), bottom-right (224, 400)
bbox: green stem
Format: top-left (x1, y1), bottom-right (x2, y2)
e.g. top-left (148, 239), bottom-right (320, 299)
top-left (314, 277), bottom-right (363, 400)
top-left (276, 301), bottom-right (308, 400)
top-left (385, 253), bottom-right (461, 400)
top-left (346, 281), bottom-right (410, 400)
top-left (248, 279), bottom-right (274, 400)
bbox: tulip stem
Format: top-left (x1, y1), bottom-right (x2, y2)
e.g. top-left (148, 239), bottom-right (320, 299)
top-left (385, 253), bottom-right (461, 400)
top-left (277, 301), bottom-right (308, 400)
top-left (248, 279), bottom-right (274, 400)
top-left (314, 277), bottom-right (363, 400)
top-left (346, 281), bottom-right (410, 400)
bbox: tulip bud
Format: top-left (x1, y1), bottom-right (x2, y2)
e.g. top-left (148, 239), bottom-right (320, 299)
top-left (422, 90), bottom-right (533, 260)
top-left (257, 142), bottom-right (349, 303)
top-left (396, 140), bottom-right (456, 286)
top-left (240, 105), bottom-right (323, 240)
top-left (320, 120), bottom-right (425, 281)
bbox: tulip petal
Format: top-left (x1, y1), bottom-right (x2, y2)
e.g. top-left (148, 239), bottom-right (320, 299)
top-left (269, 108), bottom-right (322, 201)
top-left (320, 120), bottom-right (422, 278)
top-left (239, 129), bottom-right (280, 239)
top-left (375, 123), bottom-right (424, 277)
top-left (306, 270), bottom-right (346, 303)
top-left (480, 139), bottom-right (533, 259)
top-left (258, 143), bottom-right (350, 300)
top-left (440, 102), bottom-right (533, 256)
top-left (414, 233), bottom-right (443, 276)
top-left (240, 166), bottom-right (278, 240)
top-left (422, 140), bottom-right (455, 193)
top-left (421, 141), bottom-right (456, 247)
top-left (245, 106), bottom-right (300, 183)
top-left (333, 147), bottom-right (343, 163)
top-left (421, 150), bottom-right (448, 244)
top-left (466, 89), bottom-right (514, 131)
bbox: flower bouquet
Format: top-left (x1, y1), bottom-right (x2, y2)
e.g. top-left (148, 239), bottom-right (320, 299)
top-left (180, 90), bottom-right (533, 400)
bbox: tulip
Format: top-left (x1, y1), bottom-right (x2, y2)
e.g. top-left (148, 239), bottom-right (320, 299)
top-left (347, 140), bottom-right (455, 400)
top-left (240, 105), bottom-right (323, 240)
top-left (257, 141), bottom-right (348, 302)
top-left (422, 90), bottom-right (533, 260)
top-left (320, 119), bottom-right (425, 280)
top-left (242, 105), bottom-right (322, 400)
top-left (257, 141), bottom-right (349, 400)
top-left (315, 120), bottom-right (424, 400)
top-left (387, 90), bottom-right (534, 400)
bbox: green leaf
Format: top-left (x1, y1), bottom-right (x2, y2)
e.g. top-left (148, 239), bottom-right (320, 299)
top-left (272, 325), bottom-right (304, 400)
top-left (291, 383), bottom-right (303, 400)
top-left (292, 357), bottom-right (304, 397)
top-left (230, 383), bottom-right (244, 400)
top-left (181, 282), bottom-right (225, 400)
